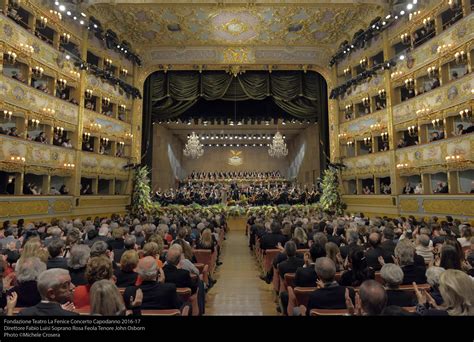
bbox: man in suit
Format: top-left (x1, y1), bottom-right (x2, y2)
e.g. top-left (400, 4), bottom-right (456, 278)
top-left (19, 269), bottom-right (78, 316)
top-left (365, 232), bottom-right (392, 271)
top-left (380, 264), bottom-right (415, 307)
top-left (46, 239), bottom-right (68, 270)
top-left (278, 241), bottom-right (305, 280)
top-left (123, 256), bottom-right (181, 310)
top-left (380, 227), bottom-right (396, 257)
top-left (163, 245), bottom-right (197, 294)
top-left (294, 244), bottom-right (326, 287)
top-left (395, 242), bottom-right (427, 284)
top-left (260, 222), bottom-right (288, 251)
top-left (306, 257), bottom-right (355, 314)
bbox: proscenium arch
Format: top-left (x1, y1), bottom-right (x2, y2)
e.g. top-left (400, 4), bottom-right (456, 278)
top-left (140, 65), bottom-right (332, 176)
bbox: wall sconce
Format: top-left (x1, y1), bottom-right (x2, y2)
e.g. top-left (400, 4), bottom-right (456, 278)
top-left (41, 107), bottom-right (55, 115)
top-left (363, 137), bottom-right (372, 146)
top-left (60, 33), bottom-right (70, 44)
top-left (85, 89), bottom-right (93, 99)
top-left (381, 132), bottom-right (389, 142)
top-left (118, 141), bottom-right (125, 148)
top-left (104, 59), bottom-right (113, 68)
top-left (69, 70), bottom-right (80, 78)
top-left (3, 110), bottom-right (13, 120)
top-left (359, 58), bottom-right (368, 69)
top-left (404, 78), bottom-right (415, 90)
top-left (346, 140), bottom-right (354, 146)
top-left (30, 119), bottom-right (40, 127)
top-left (448, 0), bottom-right (461, 10)
top-left (400, 33), bottom-right (411, 45)
top-left (407, 125), bottom-right (418, 136)
top-left (101, 137), bottom-right (109, 144)
top-left (9, 155), bottom-right (26, 163)
top-left (396, 163), bottom-right (409, 169)
top-left (63, 163), bottom-right (75, 169)
top-left (10, 0), bottom-right (21, 9)
top-left (125, 133), bottom-right (133, 139)
top-left (338, 133), bottom-right (347, 139)
top-left (32, 66), bottom-right (44, 78)
top-left (343, 68), bottom-right (351, 76)
top-left (391, 71), bottom-right (403, 79)
top-left (49, 9), bottom-right (62, 20)
top-left (454, 51), bottom-right (466, 64)
top-left (83, 132), bottom-right (91, 141)
top-left (431, 118), bottom-right (442, 127)
top-left (459, 109), bottom-right (472, 119)
top-left (344, 104), bottom-right (353, 115)
top-left (427, 66), bottom-right (438, 79)
top-left (423, 17), bottom-right (433, 30)
top-left (120, 68), bottom-right (128, 77)
top-left (378, 89), bottom-right (386, 100)
top-left (102, 97), bottom-right (110, 106)
top-left (437, 44), bottom-right (453, 54)
top-left (6, 51), bottom-right (17, 64)
top-left (362, 97), bottom-right (370, 108)
top-left (18, 43), bottom-right (34, 54)
top-left (445, 154), bottom-right (463, 162)
top-left (90, 123), bottom-right (102, 131)
top-left (55, 126), bottom-right (64, 134)
top-left (38, 16), bottom-right (48, 29)
top-left (370, 123), bottom-right (381, 130)
top-left (57, 78), bottom-right (67, 91)
top-left (118, 104), bottom-right (126, 113)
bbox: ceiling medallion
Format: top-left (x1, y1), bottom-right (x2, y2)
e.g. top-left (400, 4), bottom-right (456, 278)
top-left (222, 19), bottom-right (248, 36)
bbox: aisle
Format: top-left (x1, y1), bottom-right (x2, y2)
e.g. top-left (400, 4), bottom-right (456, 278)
top-left (205, 230), bottom-right (277, 316)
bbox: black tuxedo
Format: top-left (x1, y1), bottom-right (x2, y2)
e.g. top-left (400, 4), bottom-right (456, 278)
top-left (386, 289), bottom-right (416, 307)
top-left (124, 281), bottom-right (181, 310)
top-left (380, 240), bottom-right (396, 257)
top-left (278, 256), bottom-right (304, 279)
top-left (260, 233), bottom-right (288, 250)
top-left (306, 283), bottom-right (355, 314)
top-left (294, 265), bottom-right (317, 287)
top-left (401, 264), bottom-right (427, 284)
top-left (19, 302), bottom-right (79, 316)
top-left (163, 263), bottom-right (197, 294)
top-left (47, 257), bottom-right (69, 270)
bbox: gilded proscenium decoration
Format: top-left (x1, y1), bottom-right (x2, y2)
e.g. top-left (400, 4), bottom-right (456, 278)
top-left (223, 48), bottom-right (252, 64)
top-left (86, 4), bottom-right (383, 49)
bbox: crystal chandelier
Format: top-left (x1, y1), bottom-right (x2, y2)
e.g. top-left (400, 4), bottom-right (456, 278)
top-left (183, 132), bottom-right (204, 159)
top-left (268, 131), bottom-right (288, 158)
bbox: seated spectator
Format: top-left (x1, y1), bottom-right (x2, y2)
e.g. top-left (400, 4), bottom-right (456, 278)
top-left (363, 186), bottom-right (372, 195)
top-left (2, 257), bottom-right (45, 308)
top-left (340, 247), bottom-right (375, 286)
top-left (163, 245), bottom-right (197, 294)
top-left (403, 182), bottom-right (413, 194)
top-left (395, 240), bottom-right (427, 284)
top-left (350, 280), bottom-right (388, 316)
top-left (415, 269), bottom-right (474, 316)
top-left (380, 142), bottom-right (389, 152)
top-left (73, 256), bottom-right (114, 309)
top-left (114, 250), bottom-right (139, 287)
top-left (11, 71), bottom-right (26, 83)
top-left (35, 132), bottom-right (47, 144)
top-left (47, 239), bottom-right (69, 270)
top-left (68, 244), bottom-right (91, 286)
top-left (430, 131), bottom-right (440, 142)
top-left (62, 139), bottom-right (73, 148)
top-left (123, 256), bottom-right (181, 310)
top-left (415, 234), bottom-right (433, 265)
top-left (306, 257), bottom-right (355, 314)
top-left (414, 183), bottom-right (423, 194)
top-left (451, 71), bottom-right (458, 80)
top-left (397, 138), bottom-right (406, 148)
top-left (434, 182), bottom-right (448, 194)
top-left (8, 127), bottom-right (19, 137)
top-left (380, 264), bottom-right (415, 307)
top-left (52, 133), bottom-right (62, 146)
top-left (59, 185), bottom-right (69, 195)
top-left (426, 266), bottom-right (445, 305)
top-left (294, 243), bottom-right (326, 287)
top-left (89, 279), bottom-right (130, 316)
top-left (50, 186), bottom-right (61, 195)
top-left (18, 269), bottom-right (78, 316)
top-left (430, 78), bottom-right (440, 90)
top-left (453, 124), bottom-right (464, 136)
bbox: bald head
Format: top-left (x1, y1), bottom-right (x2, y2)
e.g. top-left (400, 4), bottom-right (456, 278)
top-left (137, 256), bottom-right (158, 281)
top-left (359, 280), bottom-right (387, 315)
top-left (368, 232), bottom-right (381, 248)
top-left (314, 257), bottom-right (336, 282)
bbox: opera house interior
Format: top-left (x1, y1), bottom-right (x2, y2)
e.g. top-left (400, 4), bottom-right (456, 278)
top-left (0, 0), bottom-right (473, 321)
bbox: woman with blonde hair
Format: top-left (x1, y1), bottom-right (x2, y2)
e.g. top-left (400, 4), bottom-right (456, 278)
top-left (414, 269), bottom-right (474, 316)
top-left (17, 237), bottom-right (48, 266)
top-left (293, 227), bottom-right (308, 249)
top-left (325, 242), bottom-right (343, 271)
top-left (90, 279), bottom-right (142, 316)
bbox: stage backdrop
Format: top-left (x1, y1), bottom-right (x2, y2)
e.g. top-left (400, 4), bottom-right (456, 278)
top-left (151, 124), bottom-right (319, 190)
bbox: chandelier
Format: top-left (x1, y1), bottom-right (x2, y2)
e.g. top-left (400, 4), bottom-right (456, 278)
top-left (268, 131), bottom-right (288, 158)
top-left (183, 132), bottom-right (204, 159)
